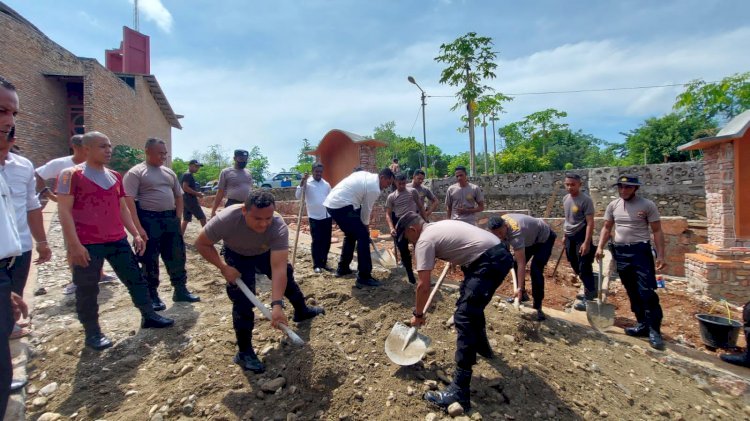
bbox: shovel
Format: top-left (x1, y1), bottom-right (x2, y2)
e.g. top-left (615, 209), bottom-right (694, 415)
top-left (586, 258), bottom-right (615, 331)
top-left (510, 268), bottom-right (521, 311)
top-left (235, 279), bottom-right (305, 346)
top-left (370, 238), bottom-right (397, 269)
top-left (385, 262), bottom-right (450, 366)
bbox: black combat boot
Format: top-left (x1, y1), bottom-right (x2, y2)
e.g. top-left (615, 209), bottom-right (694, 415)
top-left (648, 328), bottom-right (665, 350)
top-left (84, 325), bottom-right (113, 351)
top-left (141, 310), bottom-right (175, 329)
top-left (721, 331), bottom-right (750, 367)
top-left (234, 350), bottom-right (266, 373)
top-left (293, 305), bottom-right (325, 323)
top-left (149, 287), bottom-right (167, 311)
top-left (172, 284), bottom-right (200, 303)
top-left (424, 367), bottom-right (472, 411)
top-left (624, 322), bottom-right (649, 337)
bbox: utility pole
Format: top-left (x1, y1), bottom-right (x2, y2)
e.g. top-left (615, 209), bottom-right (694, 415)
top-left (134, 0), bottom-right (140, 31)
top-left (408, 76), bottom-right (428, 170)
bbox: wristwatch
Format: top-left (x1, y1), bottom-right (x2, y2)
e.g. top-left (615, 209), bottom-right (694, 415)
top-left (271, 299), bottom-right (285, 309)
top-left (412, 308), bottom-right (424, 318)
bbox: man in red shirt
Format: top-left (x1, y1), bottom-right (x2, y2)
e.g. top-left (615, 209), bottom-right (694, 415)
top-left (57, 131), bottom-right (174, 350)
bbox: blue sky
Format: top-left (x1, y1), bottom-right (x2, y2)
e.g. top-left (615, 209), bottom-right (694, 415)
top-left (8, 0), bottom-right (750, 171)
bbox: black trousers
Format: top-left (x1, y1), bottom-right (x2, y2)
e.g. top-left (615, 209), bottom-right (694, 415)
top-left (72, 238), bottom-right (152, 334)
top-left (137, 208), bottom-right (188, 290)
top-left (225, 198), bottom-right (243, 207)
top-left (222, 247), bottom-right (308, 353)
top-left (455, 244), bottom-right (513, 369)
top-left (327, 206), bottom-right (372, 278)
top-left (0, 261), bottom-right (14, 420)
top-left (521, 231), bottom-right (557, 310)
top-left (309, 217), bottom-right (332, 269)
top-left (564, 229), bottom-right (597, 299)
top-left (612, 242), bottom-right (663, 331)
top-left (8, 250), bottom-right (31, 297)
top-left (392, 213), bottom-right (415, 281)
top-left (183, 197), bottom-right (206, 222)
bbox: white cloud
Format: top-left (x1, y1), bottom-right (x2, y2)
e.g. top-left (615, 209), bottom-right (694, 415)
top-left (129, 0), bottom-right (173, 33)
top-left (154, 26), bottom-right (750, 171)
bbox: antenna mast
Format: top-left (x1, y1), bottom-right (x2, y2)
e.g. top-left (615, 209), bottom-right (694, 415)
top-left (134, 0), bottom-right (140, 31)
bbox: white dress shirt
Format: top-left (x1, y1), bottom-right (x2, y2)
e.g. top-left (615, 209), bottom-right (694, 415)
top-left (0, 174), bottom-right (22, 259)
top-left (0, 152), bottom-right (42, 252)
top-left (35, 155), bottom-right (76, 183)
top-left (295, 177), bottom-right (331, 220)
top-left (323, 171), bottom-right (382, 226)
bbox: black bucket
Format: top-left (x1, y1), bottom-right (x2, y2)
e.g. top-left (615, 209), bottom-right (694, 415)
top-left (696, 314), bottom-right (742, 349)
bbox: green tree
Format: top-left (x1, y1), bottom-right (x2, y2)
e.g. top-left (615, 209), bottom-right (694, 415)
top-left (247, 146), bottom-right (270, 183)
top-left (675, 72), bottom-right (750, 123)
top-left (496, 144), bottom-right (552, 173)
top-left (109, 144), bottom-right (143, 174)
top-left (435, 32), bottom-right (499, 176)
top-left (373, 121), bottom-right (425, 175)
top-left (476, 93), bottom-right (512, 174)
top-left (291, 138), bottom-right (315, 174)
top-left (620, 113), bottom-right (717, 165)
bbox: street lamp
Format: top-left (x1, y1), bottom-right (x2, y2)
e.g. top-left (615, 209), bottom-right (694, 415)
top-left (408, 76), bottom-right (428, 170)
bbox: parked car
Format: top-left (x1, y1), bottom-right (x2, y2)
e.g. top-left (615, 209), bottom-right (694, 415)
top-left (261, 172), bottom-right (302, 189)
top-left (201, 180), bottom-right (219, 194)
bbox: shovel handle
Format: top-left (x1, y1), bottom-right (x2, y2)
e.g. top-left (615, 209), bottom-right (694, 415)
top-left (291, 185), bottom-right (306, 269)
top-left (423, 262), bottom-right (451, 313)
top-left (370, 238), bottom-right (384, 260)
top-left (235, 279), bottom-right (305, 346)
top-left (510, 268), bottom-right (521, 308)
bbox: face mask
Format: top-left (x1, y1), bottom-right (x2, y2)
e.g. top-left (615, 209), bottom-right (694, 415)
top-left (236, 161), bottom-right (248, 169)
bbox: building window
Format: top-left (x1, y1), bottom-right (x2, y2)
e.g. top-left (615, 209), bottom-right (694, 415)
top-left (118, 75), bottom-right (136, 90)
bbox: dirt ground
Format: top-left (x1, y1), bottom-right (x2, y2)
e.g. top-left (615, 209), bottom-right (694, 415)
top-left (23, 215), bottom-right (750, 421)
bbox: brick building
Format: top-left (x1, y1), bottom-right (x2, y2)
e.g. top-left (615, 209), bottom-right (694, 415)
top-left (0, 2), bottom-right (181, 167)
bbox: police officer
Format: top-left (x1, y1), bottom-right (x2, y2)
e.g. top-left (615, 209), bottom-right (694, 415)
top-left (595, 174), bottom-right (666, 350)
top-left (407, 169), bottom-right (438, 219)
top-left (124, 138), bottom-right (200, 311)
top-left (181, 159), bottom-right (207, 235)
top-left (445, 166), bottom-right (484, 226)
top-left (211, 149), bottom-right (253, 218)
top-left (396, 211), bottom-right (513, 412)
top-left (386, 173), bottom-right (427, 284)
top-left (562, 173), bottom-right (598, 311)
top-left (194, 191), bottom-right (324, 373)
top-left (490, 214), bottom-right (556, 321)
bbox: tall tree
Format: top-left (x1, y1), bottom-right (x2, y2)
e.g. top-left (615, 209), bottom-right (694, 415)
top-left (675, 72), bottom-right (750, 123)
top-left (435, 32), bottom-right (498, 176)
top-left (291, 138), bottom-right (315, 174)
top-left (476, 93), bottom-right (513, 174)
top-left (247, 146), bottom-right (270, 183)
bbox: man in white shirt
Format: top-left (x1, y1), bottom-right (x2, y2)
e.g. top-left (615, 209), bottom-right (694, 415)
top-left (295, 162), bottom-right (332, 273)
top-left (0, 74), bottom-right (28, 416)
top-left (0, 77), bottom-right (51, 342)
top-left (323, 168), bottom-right (394, 287)
top-left (35, 134), bottom-right (86, 204)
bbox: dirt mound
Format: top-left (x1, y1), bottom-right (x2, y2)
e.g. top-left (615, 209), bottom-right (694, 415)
top-left (23, 217), bottom-right (750, 420)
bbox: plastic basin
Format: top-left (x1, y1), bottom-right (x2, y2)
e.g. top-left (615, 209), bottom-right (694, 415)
top-left (695, 314), bottom-right (742, 349)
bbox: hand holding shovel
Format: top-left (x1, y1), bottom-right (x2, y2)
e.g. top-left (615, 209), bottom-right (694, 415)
top-left (235, 279), bottom-right (305, 346)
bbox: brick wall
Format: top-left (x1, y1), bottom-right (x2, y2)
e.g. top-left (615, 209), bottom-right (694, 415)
top-left (685, 245), bottom-right (750, 304)
top-left (359, 145), bottom-right (378, 173)
top-left (0, 10), bottom-right (84, 166)
top-left (0, 8), bottom-right (174, 167)
top-left (702, 143), bottom-right (738, 248)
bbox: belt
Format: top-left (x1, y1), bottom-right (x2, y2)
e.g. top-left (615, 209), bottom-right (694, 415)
top-left (138, 209), bottom-right (177, 217)
top-left (613, 240), bottom-right (651, 247)
top-left (0, 256), bottom-right (16, 269)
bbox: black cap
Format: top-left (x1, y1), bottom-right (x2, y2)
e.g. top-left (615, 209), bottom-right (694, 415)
top-left (189, 159), bottom-right (203, 166)
top-left (395, 211), bottom-right (424, 242)
top-left (234, 149), bottom-right (249, 158)
top-left (613, 174), bottom-right (642, 187)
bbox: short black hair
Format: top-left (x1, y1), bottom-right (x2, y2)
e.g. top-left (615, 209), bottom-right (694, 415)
top-left (379, 168), bottom-right (395, 179)
top-left (312, 162), bottom-right (324, 171)
top-left (70, 134), bottom-right (84, 147)
top-left (395, 173), bottom-right (407, 182)
top-left (414, 169), bottom-right (426, 177)
top-left (488, 216), bottom-right (505, 230)
top-left (353, 166), bottom-right (364, 172)
top-left (392, 158), bottom-right (399, 163)
top-left (0, 76), bottom-right (16, 91)
top-left (145, 137), bottom-right (166, 149)
top-left (565, 173), bottom-right (581, 181)
top-left (244, 190), bottom-right (275, 210)
top-left (454, 166), bottom-right (467, 174)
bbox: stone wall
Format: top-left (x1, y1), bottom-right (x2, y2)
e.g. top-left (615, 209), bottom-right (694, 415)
top-left (424, 162), bottom-right (706, 219)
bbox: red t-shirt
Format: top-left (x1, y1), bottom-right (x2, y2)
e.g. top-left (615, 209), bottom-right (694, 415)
top-left (57, 165), bottom-right (126, 245)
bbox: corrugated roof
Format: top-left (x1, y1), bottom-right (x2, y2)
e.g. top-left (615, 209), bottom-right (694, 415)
top-left (142, 74), bottom-right (182, 130)
top-left (306, 129), bottom-right (387, 155)
top-left (678, 110), bottom-right (750, 151)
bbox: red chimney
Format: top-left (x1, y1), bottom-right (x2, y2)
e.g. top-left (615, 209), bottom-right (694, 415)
top-left (105, 27), bottom-right (150, 74)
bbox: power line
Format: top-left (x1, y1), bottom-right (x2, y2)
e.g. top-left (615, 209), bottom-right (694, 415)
top-left (407, 103), bottom-right (422, 137)
top-left (426, 81), bottom-right (715, 98)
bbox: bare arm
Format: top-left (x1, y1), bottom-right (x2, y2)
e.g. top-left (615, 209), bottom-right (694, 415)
top-left (194, 231), bottom-right (238, 282)
top-left (175, 195), bottom-right (184, 223)
top-left (182, 181), bottom-right (203, 197)
top-left (119, 197), bottom-right (145, 255)
top-left (595, 220), bottom-right (615, 261)
top-left (58, 194), bottom-right (90, 268)
top-left (27, 208), bottom-right (51, 263)
top-left (650, 221), bottom-right (667, 270)
top-left (386, 206), bottom-right (395, 236)
top-left (210, 189), bottom-right (226, 217)
top-left (581, 214), bottom-right (595, 255)
top-left (124, 197), bottom-right (147, 239)
top-left (427, 196), bottom-right (439, 215)
top-left (35, 173), bottom-right (56, 203)
top-left (269, 249), bottom-right (291, 329)
top-left (411, 269), bottom-right (433, 326)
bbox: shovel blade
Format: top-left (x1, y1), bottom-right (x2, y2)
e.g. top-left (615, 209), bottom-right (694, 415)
top-left (371, 244), bottom-right (397, 269)
top-left (385, 322), bottom-right (431, 366)
top-left (586, 301), bottom-right (616, 331)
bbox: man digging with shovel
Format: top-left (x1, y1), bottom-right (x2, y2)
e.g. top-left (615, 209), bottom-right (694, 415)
top-left (194, 191), bottom-right (324, 373)
top-left (396, 211), bottom-right (513, 412)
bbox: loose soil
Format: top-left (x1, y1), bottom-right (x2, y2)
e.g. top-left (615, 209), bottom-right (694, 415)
top-left (24, 215), bottom-right (750, 421)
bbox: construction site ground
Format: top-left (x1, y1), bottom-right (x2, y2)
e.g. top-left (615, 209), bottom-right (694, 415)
top-left (14, 207), bottom-right (750, 421)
